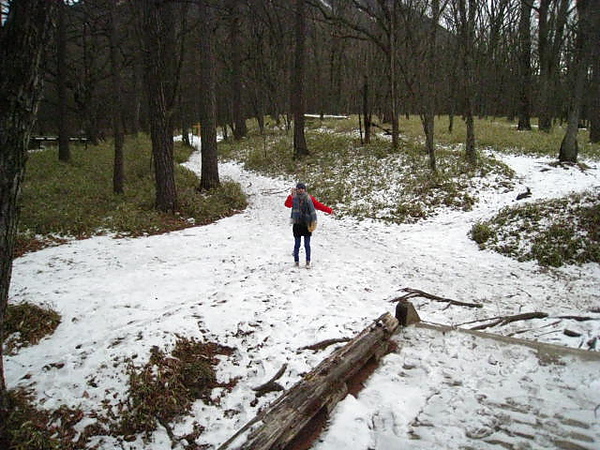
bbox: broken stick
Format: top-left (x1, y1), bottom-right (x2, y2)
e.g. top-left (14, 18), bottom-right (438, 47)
top-left (469, 312), bottom-right (548, 330)
top-left (299, 337), bottom-right (351, 352)
top-left (393, 287), bottom-right (482, 308)
top-left (252, 363), bottom-right (287, 397)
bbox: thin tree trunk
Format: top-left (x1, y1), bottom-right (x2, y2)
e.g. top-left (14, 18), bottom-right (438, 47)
top-left (459, 0), bottom-right (477, 164)
top-left (422, 0), bottom-right (441, 172)
top-left (362, 75), bottom-right (371, 144)
top-left (424, 113), bottom-right (436, 171)
top-left (537, 0), bottom-right (553, 132)
top-left (517, 0), bottom-right (532, 131)
top-left (57, 1), bottom-right (70, 162)
top-left (538, 0), bottom-right (570, 132)
top-left (229, 0), bottom-right (247, 140)
top-left (559, 0), bottom-right (593, 163)
top-left (389, 1), bottom-right (399, 151)
top-left (0, 0), bottom-right (56, 424)
top-left (292, 0), bottom-right (309, 158)
top-left (110, 1), bottom-right (125, 194)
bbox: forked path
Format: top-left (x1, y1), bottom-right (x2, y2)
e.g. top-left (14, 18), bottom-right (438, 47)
top-left (5, 150), bottom-right (599, 449)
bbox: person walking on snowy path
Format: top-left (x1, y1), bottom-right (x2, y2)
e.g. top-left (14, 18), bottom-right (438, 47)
top-left (284, 182), bottom-right (333, 268)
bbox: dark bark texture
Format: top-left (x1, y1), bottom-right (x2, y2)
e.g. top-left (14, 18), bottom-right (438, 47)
top-left (559, 0), bottom-right (594, 162)
top-left (198, 0), bottom-right (220, 190)
top-left (140, 0), bottom-right (179, 211)
top-left (0, 0), bottom-right (57, 426)
top-left (292, 0), bottom-right (309, 158)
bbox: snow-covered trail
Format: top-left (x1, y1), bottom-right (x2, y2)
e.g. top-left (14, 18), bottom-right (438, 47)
top-left (5, 149), bottom-right (600, 449)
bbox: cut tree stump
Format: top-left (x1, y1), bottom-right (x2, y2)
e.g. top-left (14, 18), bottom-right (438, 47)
top-left (218, 312), bottom-right (399, 450)
top-left (395, 299), bottom-right (421, 326)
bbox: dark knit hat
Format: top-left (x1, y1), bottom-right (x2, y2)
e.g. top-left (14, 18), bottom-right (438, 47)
top-left (296, 182), bottom-right (306, 190)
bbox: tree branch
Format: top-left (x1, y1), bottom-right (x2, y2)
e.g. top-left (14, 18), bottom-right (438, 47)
top-left (469, 312), bottom-right (548, 331)
top-left (299, 337), bottom-right (351, 352)
top-left (393, 287), bottom-right (483, 308)
top-left (252, 363), bottom-right (288, 397)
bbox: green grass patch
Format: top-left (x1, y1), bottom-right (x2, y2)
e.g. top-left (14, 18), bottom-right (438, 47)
top-left (16, 135), bottom-right (247, 254)
top-left (219, 117), bottom-right (515, 223)
top-left (222, 115), bottom-right (599, 265)
top-left (398, 115), bottom-right (600, 159)
top-left (470, 190), bottom-right (600, 267)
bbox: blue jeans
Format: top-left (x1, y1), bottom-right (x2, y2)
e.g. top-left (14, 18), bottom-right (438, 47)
top-left (294, 236), bottom-right (311, 263)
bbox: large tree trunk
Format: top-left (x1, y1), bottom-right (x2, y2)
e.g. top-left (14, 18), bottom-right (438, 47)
top-left (589, 4), bottom-right (600, 143)
top-left (198, 0), bottom-right (220, 190)
top-left (292, 0), bottom-right (309, 158)
top-left (0, 0), bottom-right (56, 426)
top-left (559, 0), bottom-right (593, 163)
top-left (517, 0), bottom-right (532, 131)
top-left (139, 0), bottom-right (179, 212)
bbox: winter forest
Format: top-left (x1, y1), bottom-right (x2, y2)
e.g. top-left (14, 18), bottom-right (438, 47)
top-left (1, 0), bottom-right (600, 449)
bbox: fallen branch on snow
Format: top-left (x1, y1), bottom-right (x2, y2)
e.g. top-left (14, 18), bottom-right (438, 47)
top-left (555, 315), bottom-right (600, 322)
top-left (469, 312), bottom-right (548, 331)
top-left (252, 364), bottom-right (288, 397)
top-left (393, 287), bottom-right (483, 309)
top-left (461, 313), bottom-right (600, 333)
top-left (299, 337), bottom-right (351, 352)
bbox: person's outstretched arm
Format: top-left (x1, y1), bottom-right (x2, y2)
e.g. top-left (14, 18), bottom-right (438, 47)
top-left (311, 196), bottom-right (333, 214)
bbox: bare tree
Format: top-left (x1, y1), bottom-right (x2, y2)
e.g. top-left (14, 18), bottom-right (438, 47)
top-left (198, 0), bottom-right (220, 190)
top-left (136, 0), bottom-right (181, 212)
top-left (447, 0), bottom-right (478, 164)
top-left (393, 0), bottom-right (448, 171)
top-left (461, 0), bottom-right (478, 164)
top-left (292, 0), bottom-right (309, 158)
top-left (109, 0), bottom-right (125, 194)
top-left (517, 0), bottom-right (532, 130)
top-left (57, 0), bottom-right (71, 162)
top-left (72, 1), bottom-right (107, 145)
top-left (228, 0), bottom-right (248, 140)
top-left (559, 0), bottom-right (596, 162)
top-left (0, 0), bottom-right (57, 424)
top-left (537, 0), bottom-right (570, 132)
top-left (311, 0), bottom-right (402, 150)
top-left (362, 75), bottom-right (372, 144)
top-left (589, 2), bottom-right (600, 143)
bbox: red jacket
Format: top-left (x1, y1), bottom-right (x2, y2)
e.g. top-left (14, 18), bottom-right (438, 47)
top-left (285, 195), bottom-right (333, 215)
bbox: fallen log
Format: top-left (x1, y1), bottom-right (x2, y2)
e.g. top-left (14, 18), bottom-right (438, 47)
top-left (218, 312), bottom-right (399, 450)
